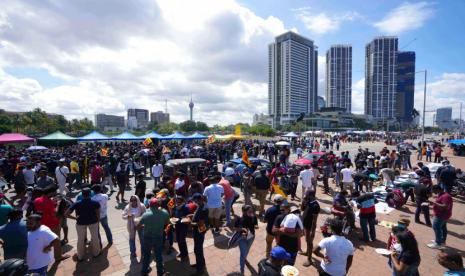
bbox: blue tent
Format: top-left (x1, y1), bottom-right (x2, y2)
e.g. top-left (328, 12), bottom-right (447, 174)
top-left (186, 132), bottom-right (207, 140)
top-left (139, 131), bottom-right (163, 140)
top-left (449, 139), bottom-right (465, 145)
top-left (78, 131), bottom-right (110, 141)
top-left (111, 131), bottom-right (142, 141)
top-left (160, 132), bottom-right (187, 140)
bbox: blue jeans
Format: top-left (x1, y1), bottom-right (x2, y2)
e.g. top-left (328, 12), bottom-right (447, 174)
top-left (129, 228), bottom-right (144, 255)
top-left (99, 216), bottom-right (113, 245)
top-left (238, 235), bottom-right (255, 274)
top-left (224, 198), bottom-right (234, 224)
top-left (141, 235), bottom-right (164, 276)
top-left (360, 217), bottom-right (376, 241)
top-left (193, 229), bottom-right (206, 272)
top-left (433, 217), bottom-right (448, 244)
top-left (28, 266), bottom-right (48, 276)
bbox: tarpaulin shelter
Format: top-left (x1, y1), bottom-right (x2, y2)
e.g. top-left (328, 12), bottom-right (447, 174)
top-left (449, 139), bottom-right (465, 145)
top-left (38, 131), bottom-right (77, 146)
top-left (186, 132), bottom-right (207, 140)
top-left (139, 131), bottom-right (164, 140)
top-left (160, 132), bottom-right (187, 140)
top-left (111, 131), bottom-right (142, 141)
top-left (78, 131), bottom-right (110, 141)
top-left (0, 133), bottom-right (34, 144)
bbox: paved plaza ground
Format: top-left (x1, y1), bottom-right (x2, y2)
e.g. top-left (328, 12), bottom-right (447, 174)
top-left (45, 141), bottom-right (465, 276)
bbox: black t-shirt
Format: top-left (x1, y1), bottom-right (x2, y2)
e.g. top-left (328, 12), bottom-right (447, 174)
top-left (398, 250), bottom-right (421, 276)
top-left (258, 259), bottom-right (281, 276)
top-left (274, 214), bottom-right (299, 254)
top-left (264, 205), bottom-right (281, 235)
top-left (302, 200), bottom-right (320, 229)
top-left (235, 215), bottom-right (258, 235)
top-left (254, 175), bottom-right (270, 190)
top-left (414, 184), bottom-right (429, 201)
top-left (69, 198), bottom-right (100, 225)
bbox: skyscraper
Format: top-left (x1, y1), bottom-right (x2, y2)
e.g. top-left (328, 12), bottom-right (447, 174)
top-left (396, 51), bottom-right (416, 126)
top-left (268, 31), bottom-right (318, 127)
top-left (436, 107), bottom-right (453, 129)
top-left (365, 37), bottom-right (398, 120)
top-left (127, 108), bottom-right (149, 129)
top-left (326, 45), bottom-right (352, 113)
top-left (189, 97), bottom-right (194, 121)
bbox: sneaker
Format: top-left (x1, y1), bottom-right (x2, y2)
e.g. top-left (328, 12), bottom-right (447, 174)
top-left (427, 242), bottom-right (443, 249)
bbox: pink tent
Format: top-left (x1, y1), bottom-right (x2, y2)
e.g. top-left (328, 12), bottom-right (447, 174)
top-left (0, 133), bottom-right (35, 144)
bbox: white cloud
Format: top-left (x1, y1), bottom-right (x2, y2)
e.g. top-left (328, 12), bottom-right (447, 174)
top-left (414, 73), bottom-right (465, 126)
top-left (0, 0), bottom-right (290, 125)
top-left (295, 7), bottom-right (360, 34)
top-left (374, 2), bottom-right (435, 34)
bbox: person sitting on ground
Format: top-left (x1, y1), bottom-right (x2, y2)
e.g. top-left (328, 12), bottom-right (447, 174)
top-left (437, 249), bottom-right (465, 276)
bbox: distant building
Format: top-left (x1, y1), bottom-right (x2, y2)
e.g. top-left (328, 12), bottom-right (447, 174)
top-left (95, 113), bottom-right (125, 131)
top-left (436, 107), bottom-right (454, 129)
top-left (396, 51), bottom-right (416, 127)
top-left (127, 108), bottom-right (149, 129)
top-left (252, 113), bottom-right (270, 125)
top-left (150, 111), bottom-right (170, 125)
top-left (365, 37), bottom-right (398, 120)
top-left (268, 31), bottom-right (318, 128)
top-left (302, 108), bottom-right (374, 129)
top-left (326, 45), bottom-right (352, 112)
top-left (317, 96), bottom-right (326, 111)
top-left (189, 97), bottom-right (194, 121)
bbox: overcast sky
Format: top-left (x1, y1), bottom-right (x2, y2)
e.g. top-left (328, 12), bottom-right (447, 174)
top-left (1, 0), bottom-right (464, 125)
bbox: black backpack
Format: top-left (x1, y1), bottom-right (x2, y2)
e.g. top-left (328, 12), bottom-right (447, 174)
top-left (0, 258), bottom-right (28, 276)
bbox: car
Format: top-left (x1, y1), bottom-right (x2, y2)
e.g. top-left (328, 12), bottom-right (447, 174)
top-left (164, 158), bottom-right (207, 178)
top-left (293, 152), bottom-right (326, 168)
top-left (226, 157), bottom-right (271, 171)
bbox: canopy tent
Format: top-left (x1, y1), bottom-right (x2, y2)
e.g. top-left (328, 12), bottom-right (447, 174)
top-left (211, 134), bottom-right (246, 140)
top-left (27, 145), bottom-right (48, 151)
top-left (282, 132), bottom-right (298, 138)
top-left (160, 132), bottom-right (187, 140)
top-left (0, 133), bottom-right (34, 144)
top-left (449, 139), bottom-right (465, 145)
top-left (186, 132), bottom-right (207, 140)
top-left (78, 131), bottom-right (110, 141)
top-left (38, 131), bottom-right (77, 146)
top-left (111, 131), bottom-right (142, 141)
top-left (139, 131), bottom-right (163, 140)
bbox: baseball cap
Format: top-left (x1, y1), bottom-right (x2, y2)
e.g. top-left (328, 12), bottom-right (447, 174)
top-left (270, 246), bottom-right (291, 261)
top-left (273, 194), bottom-right (284, 204)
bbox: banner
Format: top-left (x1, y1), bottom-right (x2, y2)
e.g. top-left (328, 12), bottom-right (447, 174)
top-left (235, 124), bottom-right (241, 136)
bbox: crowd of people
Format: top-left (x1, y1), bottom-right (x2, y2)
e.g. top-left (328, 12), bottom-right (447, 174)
top-left (0, 136), bottom-right (463, 276)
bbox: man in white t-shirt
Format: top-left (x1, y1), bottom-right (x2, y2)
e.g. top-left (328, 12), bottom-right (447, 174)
top-left (55, 159), bottom-right (69, 195)
top-left (340, 164), bottom-right (354, 193)
top-left (26, 214), bottom-right (66, 275)
top-left (151, 161), bottom-right (163, 188)
top-left (23, 164), bottom-right (36, 186)
top-left (313, 218), bottom-right (354, 276)
top-left (92, 185), bottom-right (113, 246)
top-left (299, 165), bottom-right (315, 199)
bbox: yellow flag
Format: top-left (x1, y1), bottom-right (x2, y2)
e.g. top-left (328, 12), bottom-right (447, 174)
top-left (242, 146), bottom-right (252, 167)
top-left (101, 148), bottom-right (108, 157)
top-left (272, 183), bottom-right (287, 197)
top-left (234, 124), bottom-right (241, 136)
top-left (143, 137), bottom-right (153, 147)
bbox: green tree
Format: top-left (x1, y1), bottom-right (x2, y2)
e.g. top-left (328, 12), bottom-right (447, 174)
top-left (147, 121), bottom-right (159, 131)
top-left (195, 121), bottom-right (209, 132)
top-left (179, 120), bottom-right (197, 132)
top-left (158, 122), bottom-right (179, 134)
top-left (248, 123), bottom-right (276, 136)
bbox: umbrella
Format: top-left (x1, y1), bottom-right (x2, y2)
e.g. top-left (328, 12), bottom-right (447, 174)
top-left (193, 146), bottom-right (203, 150)
top-left (275, 141), bottom-right (291, 146)
top-left (282, 132), bottom-right (298, 138)
top-left (27, 145), bottom-right (48, 151)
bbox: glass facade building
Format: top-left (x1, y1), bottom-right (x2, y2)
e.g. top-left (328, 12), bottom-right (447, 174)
top-left (365, 37), bottom-right (398, 120)
top-left (326, 45), bottom-right (352, 113)
top-left (268, 31), bottom-right (318, 127)
top-left (396, 51), bottom-right (416, 126)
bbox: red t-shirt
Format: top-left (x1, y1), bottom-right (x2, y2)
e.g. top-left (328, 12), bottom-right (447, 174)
top-left (91, 166), bottom-right (103, 183)
top-left (219, 179), bottom-right (235, 200)
top-left (34, 196), bottom-right (59, 228)
top-left (433, 192), bottom-right (453, 220)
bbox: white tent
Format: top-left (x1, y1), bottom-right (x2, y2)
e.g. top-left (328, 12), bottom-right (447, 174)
top-left (282, 132), bottom-right (298, 138)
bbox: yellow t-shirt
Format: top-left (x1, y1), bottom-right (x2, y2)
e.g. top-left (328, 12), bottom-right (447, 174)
top-left (70, 161), bottom-right (79, 173)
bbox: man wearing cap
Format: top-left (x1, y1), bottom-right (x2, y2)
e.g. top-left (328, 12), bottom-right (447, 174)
top-left (66, 187), bottom-right (101, 260)
top-left (138, 197), bottom-right (170, 276)
top-left (258, 246), bottom-right (291, 276)
top-left (190, 193), bottom-right (209, 275)
top-left (264, 195), bottom-right (284, 258)
top-left (254, 169), bottom-right (271, 217)
top-left (55, 159), bottom-right (69, 195)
